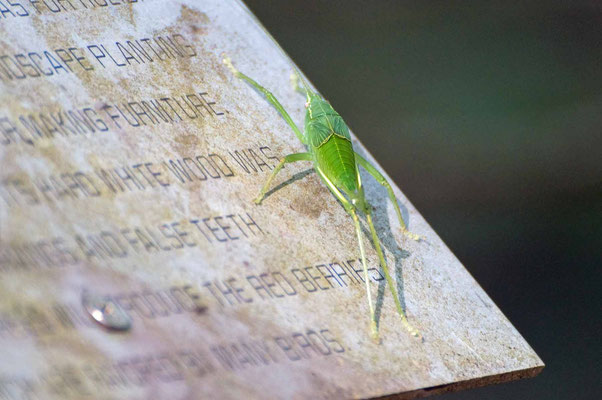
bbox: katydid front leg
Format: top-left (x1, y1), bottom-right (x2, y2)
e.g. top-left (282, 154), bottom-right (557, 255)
top-left (224, 57), bottom-right (306, 145)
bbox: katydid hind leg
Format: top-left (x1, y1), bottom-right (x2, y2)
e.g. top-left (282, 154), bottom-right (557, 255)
top-left (365, 210), bottom-right (422, 339)
top-left (351, 209), bottom-right (379, 341)
top-left (316, 169), bottom-right (379, 339)
top-left (254, 152), bottom-right (312, 204)
top-left (355, 152), bottom-right (424, 241)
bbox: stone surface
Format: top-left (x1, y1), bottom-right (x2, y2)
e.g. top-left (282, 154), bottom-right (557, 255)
top-left (0, 1), bottom-right (543, 399)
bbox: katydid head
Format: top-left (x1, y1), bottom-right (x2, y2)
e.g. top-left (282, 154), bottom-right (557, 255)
top-left (304, 91), bottom-right (322, 108)
top-left (292, 68), bottom-right (321, 101)
top-left (292, 68), bottom-right (332, 118)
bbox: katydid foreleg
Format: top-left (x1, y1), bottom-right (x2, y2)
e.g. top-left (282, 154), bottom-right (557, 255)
top-left (224, 58), bottom-right (306, 145)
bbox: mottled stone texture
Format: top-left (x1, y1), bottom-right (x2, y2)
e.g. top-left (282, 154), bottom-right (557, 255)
top-left (0, 1), bottom-right (542, 399)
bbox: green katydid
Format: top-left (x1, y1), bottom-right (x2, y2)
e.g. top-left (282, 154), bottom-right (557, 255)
top-left (224, 58), bottom-right (423, 340)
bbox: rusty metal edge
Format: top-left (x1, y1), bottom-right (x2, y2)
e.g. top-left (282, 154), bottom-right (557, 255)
top-left (372, 365), bottom-right (545, 400)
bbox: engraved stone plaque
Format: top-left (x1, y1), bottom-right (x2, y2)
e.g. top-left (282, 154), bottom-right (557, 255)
top-left (0, 1), bottom-right (543, 399)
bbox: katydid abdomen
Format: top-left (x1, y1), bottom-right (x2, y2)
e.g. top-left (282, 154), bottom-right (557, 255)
top-left (313, 133), bottom-right (358, 193)
top-left (305, 97), bottom-right (358, 194)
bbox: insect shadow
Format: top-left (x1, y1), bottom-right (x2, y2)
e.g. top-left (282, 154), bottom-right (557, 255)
top-left (262, 168), bottom-right (315, 200)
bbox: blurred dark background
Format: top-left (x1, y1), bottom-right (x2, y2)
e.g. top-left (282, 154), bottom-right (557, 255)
top-left (244, 1), bottom-right (601, 399)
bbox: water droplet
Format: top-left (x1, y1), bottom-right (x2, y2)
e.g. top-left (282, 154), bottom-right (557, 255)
top-left (82, 291), bottom-right (132, 331)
